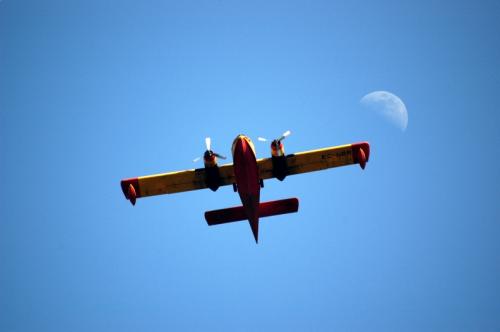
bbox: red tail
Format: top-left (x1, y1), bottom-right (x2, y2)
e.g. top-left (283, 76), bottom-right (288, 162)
top-left (205, 198), bottom-right (299, 226)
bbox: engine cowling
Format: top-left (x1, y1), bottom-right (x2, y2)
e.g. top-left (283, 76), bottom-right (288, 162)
top-left (203, 151), bottom-right (221, 191)
top-left (270, 140), bottom-right (288, 181)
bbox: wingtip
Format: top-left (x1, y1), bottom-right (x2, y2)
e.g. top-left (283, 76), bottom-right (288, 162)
top-left (121, 178), bottom-right (140, 205)
top-left (128, 184), bottom-right (137, 206)
top-left (352, 142), bottom-right (370, 170)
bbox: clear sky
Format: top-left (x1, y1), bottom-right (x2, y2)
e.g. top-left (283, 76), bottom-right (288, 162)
top-left (1, 1), bottom-right (499, 331)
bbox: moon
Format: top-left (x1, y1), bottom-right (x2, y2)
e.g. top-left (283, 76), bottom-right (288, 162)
top-left (360, 91), bottom-right (408, 131)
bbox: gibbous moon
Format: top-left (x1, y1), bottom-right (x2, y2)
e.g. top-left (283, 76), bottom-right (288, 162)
top-left (360, 91), bottom-right (408, 131)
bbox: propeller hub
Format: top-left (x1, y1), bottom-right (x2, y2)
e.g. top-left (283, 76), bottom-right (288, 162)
top-left (203, 150), bottom-right (215, 161)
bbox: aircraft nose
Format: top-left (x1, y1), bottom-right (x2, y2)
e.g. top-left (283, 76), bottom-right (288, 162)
top-left (232, 136), bottom-right (248, 157)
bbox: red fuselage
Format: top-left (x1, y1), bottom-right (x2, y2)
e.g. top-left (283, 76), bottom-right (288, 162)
top-left (231, 135), bottom-right (260, 242)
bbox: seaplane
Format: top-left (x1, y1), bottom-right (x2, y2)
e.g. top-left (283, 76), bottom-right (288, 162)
top-left (120, 131), bottom-right (370, 243)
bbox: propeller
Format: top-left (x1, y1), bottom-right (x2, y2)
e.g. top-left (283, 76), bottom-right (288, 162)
top-left (193, 137), bottom-right (226, 162)
top-left (205, 137), bottom-right (211, 151)
top-left (278, 130), bottom-right (291, 141)
top-left (212, 152), bottom-right (227, 159)
top-left (258, 130), bottom-right (291, 143)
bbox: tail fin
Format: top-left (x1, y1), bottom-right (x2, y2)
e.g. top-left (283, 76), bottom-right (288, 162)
top-left (204, 198), bottom-right (299, 226)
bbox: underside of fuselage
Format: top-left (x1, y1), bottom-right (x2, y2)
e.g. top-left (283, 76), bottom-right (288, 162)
top-left (232, 135), bottom-right (261, 242)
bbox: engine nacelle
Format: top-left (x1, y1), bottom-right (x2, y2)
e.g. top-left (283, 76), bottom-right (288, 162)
top-left (203, 150), bottom-right (221, 191)
top-left (270, 140), bottom-right (288, 181)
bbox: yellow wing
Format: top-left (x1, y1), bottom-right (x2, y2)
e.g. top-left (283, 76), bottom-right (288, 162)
top-left (258, 142), bottom-right (370, 180)
top-left (121, 142), bottom-right (369, 205)
top-left (121, 163), bottom-right (235, 204)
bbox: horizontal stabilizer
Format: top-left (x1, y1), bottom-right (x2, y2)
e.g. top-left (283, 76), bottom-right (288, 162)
top-left (205, 198), bottom-right (299, 226)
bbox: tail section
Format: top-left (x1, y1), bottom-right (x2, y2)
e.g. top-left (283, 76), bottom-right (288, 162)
top-left (205, 198), bottom-right (299, 225)
top-left (258, 198), bottom-right (299, 219)
top-left (249, 218), bottom-right (259, 244)
top-left (204, 198), bottom-right (299, 242)
top-left (205, 205), bottom-right (248, 226)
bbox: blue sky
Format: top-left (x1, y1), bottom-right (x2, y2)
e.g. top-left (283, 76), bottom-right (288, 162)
top-left (1, 1), bottom-right (499, 331)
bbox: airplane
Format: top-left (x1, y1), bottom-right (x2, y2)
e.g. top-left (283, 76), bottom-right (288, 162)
top-left (120, 132), bottom-right (370, 243)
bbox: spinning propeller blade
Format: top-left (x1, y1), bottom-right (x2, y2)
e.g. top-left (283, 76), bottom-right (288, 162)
top-left (205, 137), bottom-right (211, 151)
top-left (258, 130), bottom-right (291, 143)
top-left (278, 130), bottom-right (291, 142)
top-left (214, 153), bottom-right (227, 160)
top-left (193, 137), bottom-right (225, 162)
